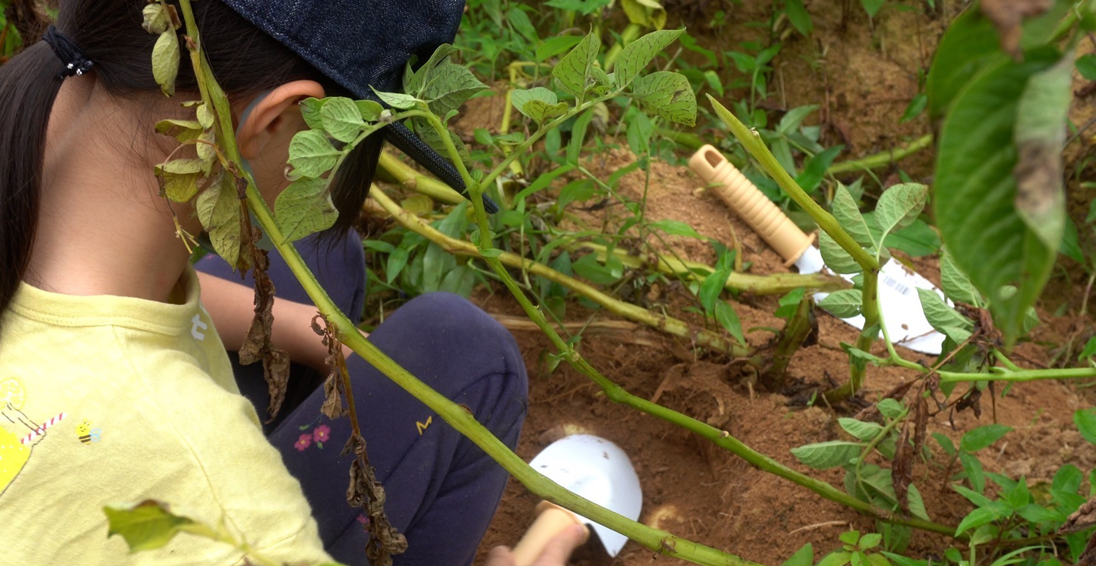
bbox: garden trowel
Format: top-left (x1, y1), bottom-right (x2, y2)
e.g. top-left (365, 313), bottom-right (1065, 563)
top-left (511, 434), bottom-right (642, 565)
top-left (688, 145), bottom-right (946, 355)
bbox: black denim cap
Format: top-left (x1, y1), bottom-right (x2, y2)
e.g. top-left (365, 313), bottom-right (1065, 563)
top-left (221, 0), bottom-right (497, 212)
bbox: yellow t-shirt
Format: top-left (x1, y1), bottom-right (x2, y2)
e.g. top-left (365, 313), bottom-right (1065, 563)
top-left (0, 267), bottom-right (331, 565)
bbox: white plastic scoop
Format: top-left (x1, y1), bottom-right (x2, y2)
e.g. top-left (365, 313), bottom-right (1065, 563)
top-left (511, 434), bottom-right (642, 565)
top-left (689, 145), bottom-right (946, 355)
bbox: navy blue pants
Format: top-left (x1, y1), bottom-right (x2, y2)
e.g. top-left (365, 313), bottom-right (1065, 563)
top-left (195, 232), bottom-right (528, 565)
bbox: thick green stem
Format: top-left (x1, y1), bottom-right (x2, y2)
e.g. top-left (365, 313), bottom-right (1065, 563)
top-left (707, 95), bottom-right (879, 273)
top-left (826, 135), bottom-right (933, 175)
top-left (568, 241), bottom-right (848, 295)
top-left (370, 187), bottom-right (748, 357)
top-left (377, 151), bottom-right (464, 205)
top-left (937, 367), bottom-right (1096, 384)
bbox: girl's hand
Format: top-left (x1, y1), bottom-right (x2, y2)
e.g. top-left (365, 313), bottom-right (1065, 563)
top-left (485, 524), bottom-right (587, 566)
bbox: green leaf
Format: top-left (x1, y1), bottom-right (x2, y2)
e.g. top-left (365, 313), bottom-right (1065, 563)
top-left (859, 533), bottom-right (882, 550)
top-left (356, 100), bottom-right (384, 121)
top-left (839, 418), bottom-right (884, 442)
top-left (900, 93), bottom-right (927, 123)
top-left (506, 6), bottom-right (538, 43)
top-left (840, 531), bottom-right (861, 547)
top-left (141, 3), bottom-right (172, 35)
top-left (511, 87), bottom-right (559, 121)
top-left (819, 289), bottom-right (863, 318)
top-left (882, 218), bottom-right (940, 257)
top-left (1073, 409), bottom-right (1096, 444)
top-left (196, 172), bottom-right (242, 267)
top-left (951, 483), bottom-right (994, 508)
top-left (274, 177), bottom-right (339, 243)
top-left (790, 441), bottom-right (862, 470)
top-left (553, 31), bottom-right (600, 97)
top-left (288, 130), bottom-right (341, 178)
top-left (1080, 336), bottom-right (1096, 360)
top-left (876, 399), bottom-right (905, 419)
top-left (536, 35), bottom-right (583, 62)
top-left (699, 252), bottom-right (734, 313)
top-left (819, 551), bottom-right (852, 566)
top-left (925, 7), bottom-right (1002, 121)
top-left (955, 506), bottom-right (1001, 536)
top-left (370, 88), bottom-right (419, 110)
top-left (299, 97), bottom-right (325, 130)
top-left (933, 432), bottom-right (956, 456)
top-left (907, 484), bottom-right (930, 521)
top-left (319, 97), bottom-right (365, 143)
top-left (631, 71), bottom-right (697, 126)
top-left (959, 451), bottom-right (986, 494)
top-left (784, 543), bottom-right (814, 566)
top-left (104, 500), bottom-right (213, 552)
top-left (819, 231), bottom-right (862, 274)
top-left (934, 53), bottom-right (1062, 345)
top-left (778, 105), bottom-right (819, 135)
top-left (842, 344), bottom-right (888, 366)
top-left (420, 60), bottom-right (488, 118)
top-left (1053, 464), bottom-right (1083, 493)
top-left (1013, 55), bottom-right (1070, 255)
top-left (649, 220), bottom-right (703, 238)
top-left (152, 30), bottom-right (180, 97)
top-left (1077, 53), bottom-right (1096, 80)
top-left (714, 300), bottom-right (746, 346)
top-left (861, 0), bottom-right (886, 18)
top-left (940, 249), bottom-right (980, 305)
top-left (961, 424), bottom-right (1012, 453)
top-left (614, 29), bottom-right (683, 90)
top-left (439, 265), bottom-right (476, 298)
top-left (404, 44), bottom-right (459, 96)
top-left (1015, 503), bottom-right (1061, 524)
top-left (874, 184), bottom-right (927, 242)
top-left (776, 288), bottom-right (806, 319)
top-left (916, 288), bottom-right (973, 343)
top-left (545, 0), bottom-right (612, 16)
top-left (783, 0), bottom-right (813, 36)
top-left (796, 146), bottom-right (844, 194)
top-left (573, 254), bottom-right (623, 285)
top-left (832, 183), bottom-right (875, 248)
top-left (521, 99), bottom-right (570, 124)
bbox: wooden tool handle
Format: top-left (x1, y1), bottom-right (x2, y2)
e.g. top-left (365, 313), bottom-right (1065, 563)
top-left (688, 145), bottom-right (813, 266)
top-left (511, 502), bottom-right (590, 566)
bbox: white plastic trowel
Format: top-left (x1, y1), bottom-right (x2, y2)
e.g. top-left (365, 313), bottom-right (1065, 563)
top-left (511, 434), bottom-right (642, 565)
top-left (689, 145), bottom-right (946, 355)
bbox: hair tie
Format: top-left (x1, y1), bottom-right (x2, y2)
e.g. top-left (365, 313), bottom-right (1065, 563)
top-left (42, 25), bottom-right (94, 79)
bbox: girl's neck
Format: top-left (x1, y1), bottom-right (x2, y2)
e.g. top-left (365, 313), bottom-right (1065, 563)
top-left (26, 79), bottom-right (197, 304)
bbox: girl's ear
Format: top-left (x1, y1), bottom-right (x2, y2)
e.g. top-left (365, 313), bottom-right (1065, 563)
top-left (237, 80), bottom-right (326, 160)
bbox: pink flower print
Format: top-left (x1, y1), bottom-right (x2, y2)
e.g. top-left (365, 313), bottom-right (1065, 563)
top-left (313, 424), bottom-right (331, 444)
top-left (294, 433), bottom-right (312, 451)
top-left (356, 514), bottom-right (370, 527)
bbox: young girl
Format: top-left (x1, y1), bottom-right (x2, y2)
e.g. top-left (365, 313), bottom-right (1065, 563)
top-left (0, 1), bottom-right (583, 564)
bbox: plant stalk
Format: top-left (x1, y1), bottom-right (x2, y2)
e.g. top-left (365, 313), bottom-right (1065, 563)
top-left (369, 187), bottom-right (749, 357)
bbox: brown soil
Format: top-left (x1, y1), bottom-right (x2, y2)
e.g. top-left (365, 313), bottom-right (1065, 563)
top-left (442, 3), bottom-right (1096, 565)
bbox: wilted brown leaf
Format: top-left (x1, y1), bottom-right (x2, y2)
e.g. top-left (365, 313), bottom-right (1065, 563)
top-left (345, 433), bottom-right (407, 565)
top-left (238, 228), bottom-right (289, 422)
top-left (980, 0), bottom-right (1053, 57)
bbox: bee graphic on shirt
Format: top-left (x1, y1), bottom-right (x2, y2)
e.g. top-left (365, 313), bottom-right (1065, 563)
top-left (75, 419), bottom-right (101, 444)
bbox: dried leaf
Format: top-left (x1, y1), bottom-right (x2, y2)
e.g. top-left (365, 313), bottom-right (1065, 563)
top-left (980, 0), bottom-right (1054, 57)
top-left (344, 434), bottom-right (407, 565)
top-left (892, 420), bottom-right (913, 514)
top-left (237, 231), bottom-right (290, 421)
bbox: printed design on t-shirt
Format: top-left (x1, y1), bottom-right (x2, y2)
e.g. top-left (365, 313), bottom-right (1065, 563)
top-left (190, 313), bottom-right (208, 341)
top-left (294, 418), bottom-right (332, 452)
top-left (75, 419), bottom-right (102, 445)
top-left (0, 378), bottom-right (66, 498)
top-left (416, 415), bottom-right (433, 436)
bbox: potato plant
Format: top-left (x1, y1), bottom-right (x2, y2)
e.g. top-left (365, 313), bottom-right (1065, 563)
top-left (95, 0), bottom-right (1096, 565)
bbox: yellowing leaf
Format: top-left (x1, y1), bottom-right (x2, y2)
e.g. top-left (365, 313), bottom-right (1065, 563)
top-left (154, 119), bottom-right (203, 143)
top-left (196, 172), bottom-right (242, 266)
top-left (152, 30), bottom-right (180, 97)
top-left (155, 159), bottom-right (204, 203)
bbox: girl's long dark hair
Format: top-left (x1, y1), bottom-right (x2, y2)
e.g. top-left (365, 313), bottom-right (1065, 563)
top-left (0, 1), bottom-right (380, 323)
